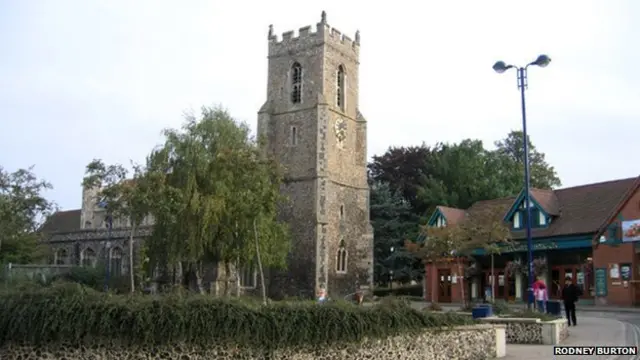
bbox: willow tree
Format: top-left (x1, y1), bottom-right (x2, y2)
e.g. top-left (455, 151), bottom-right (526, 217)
top-left (144, 106), bottom-right (290, 296)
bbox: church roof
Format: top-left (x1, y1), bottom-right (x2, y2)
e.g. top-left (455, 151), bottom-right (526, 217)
top-left (40, 209), bottom-right (81, 233)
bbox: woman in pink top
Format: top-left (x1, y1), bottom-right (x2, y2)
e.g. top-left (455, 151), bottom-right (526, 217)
top-left (534, 282), bottom-right (548, 312)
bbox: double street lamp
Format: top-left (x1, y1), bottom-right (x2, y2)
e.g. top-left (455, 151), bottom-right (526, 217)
top-left (492, 54), bottom-right (551, 308)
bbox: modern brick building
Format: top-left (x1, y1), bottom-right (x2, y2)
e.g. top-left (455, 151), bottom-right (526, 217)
top-left (424, 176), bottom-right (640, 307)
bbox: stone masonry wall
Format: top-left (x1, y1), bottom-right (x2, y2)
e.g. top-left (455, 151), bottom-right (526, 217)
top-left (0, 325), bottom-right (500, 360)
top-left (480, 318), bottom-right (569, 344)
top-left (258, 12), bottom-right (373, 300)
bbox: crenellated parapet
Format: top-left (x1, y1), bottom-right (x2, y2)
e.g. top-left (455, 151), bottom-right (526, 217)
top-left (267, 11), bottom-right (360, 58)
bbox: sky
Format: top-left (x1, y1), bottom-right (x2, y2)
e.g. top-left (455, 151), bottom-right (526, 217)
top-left (1, 0), bottom-right (639, 211)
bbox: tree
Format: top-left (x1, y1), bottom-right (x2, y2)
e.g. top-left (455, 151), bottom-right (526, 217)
top-left (368, 145), bottom-right (434, 215)
top-left (458, 204), bottom-right (512, 302)
top-left (368, 131), bottom-right (561, 221)
top-left (405, 224), bottom-right (467, 304)
top-left (143, 106), bottom-right (290, 297)
top-left (493, 130), bottom-right (561, 189)
top-left (82, 160), bottom-right (152, 292)
top-left (405, 204), bottom-right (511, 305)
top-left (370, 181), bottom-right (420, 285)
top-left (0, 166), bottom-right (56, 264)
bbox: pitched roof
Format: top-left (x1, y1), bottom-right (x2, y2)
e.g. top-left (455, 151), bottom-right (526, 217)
top-left (529, 188), bottom-right (560, 216)
top-left (437, 206), bottom-right (466, 225)
top-left (592, 177), bottom-right (640, 244)
top-left (40, 209), bottom-right (81, 233)
top-left (431, 176), bottom-right (639, 240)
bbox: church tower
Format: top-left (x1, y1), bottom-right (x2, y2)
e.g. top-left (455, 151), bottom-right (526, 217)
top-left (258, 11), bottom-right (373, 298)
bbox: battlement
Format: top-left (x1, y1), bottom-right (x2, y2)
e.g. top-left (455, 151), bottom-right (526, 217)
top-left (267, 11), bottom-right (360, 57)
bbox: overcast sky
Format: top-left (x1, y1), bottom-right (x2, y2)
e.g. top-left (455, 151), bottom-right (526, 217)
top-left (1, 0), bottom-right (639, 211)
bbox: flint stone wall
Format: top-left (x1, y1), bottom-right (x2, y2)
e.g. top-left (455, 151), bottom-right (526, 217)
top-left (0, 325), bottom-right (505, 360)
top-left (479, 317), bottom-right (569, 344)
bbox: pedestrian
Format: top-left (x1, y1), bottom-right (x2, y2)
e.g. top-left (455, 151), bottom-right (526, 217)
top-left (317, 287), bottom-right (327, 304)
top-left (561, 276), bottom-right (581, 326)
top-left (354, 281), bottom-right (364, 306)
top-left (534, 281), bottom-right (548, 312)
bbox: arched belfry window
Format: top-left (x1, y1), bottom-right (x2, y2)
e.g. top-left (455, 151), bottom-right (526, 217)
top-left (336, 239), bottom-right (347, 273)
top-left (336, 65), bottom-right (346, 110)
top-left (291, 62), bottom-right (303, 104)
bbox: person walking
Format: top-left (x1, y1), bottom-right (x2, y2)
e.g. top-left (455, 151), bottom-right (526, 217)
top-left (561, 276), bottom-right (581, 326)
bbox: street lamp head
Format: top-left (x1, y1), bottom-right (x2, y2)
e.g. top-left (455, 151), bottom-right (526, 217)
top-left (530, 54), bottom-right (551, 68)
top-left (492, 61), bottom-right (513, 74)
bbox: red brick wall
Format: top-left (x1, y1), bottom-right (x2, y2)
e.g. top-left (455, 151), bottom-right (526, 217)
top-left (424, 260), bottom-right (470, 303)
top-left (593, 186), bottom-right (640, 306)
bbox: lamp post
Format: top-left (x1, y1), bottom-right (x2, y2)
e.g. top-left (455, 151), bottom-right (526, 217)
top-left (389, 246), bottom-right (395, 289)
top-left (492, 54), bottom-right (551, 309)
top-left (104, 216), bottom-right (112, 292)
top-left (99, 200), bottom-right (113, 292)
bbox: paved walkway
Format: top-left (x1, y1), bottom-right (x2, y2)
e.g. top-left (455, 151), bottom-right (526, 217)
top-left (502, 316), bottom-right (634, 360)
top-left (415, 301), bottom-right (640, 313)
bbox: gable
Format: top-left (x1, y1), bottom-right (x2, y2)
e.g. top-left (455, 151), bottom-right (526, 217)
top-left (427, 206), bottom-right (466, 227)
top-left (503, 189), bottom-right (549, 222)
top-left (427, 208), bottom-right (447, 227)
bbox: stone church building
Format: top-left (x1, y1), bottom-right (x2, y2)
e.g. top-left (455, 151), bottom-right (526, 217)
top-left (40, 12), bottom-right (374, 299)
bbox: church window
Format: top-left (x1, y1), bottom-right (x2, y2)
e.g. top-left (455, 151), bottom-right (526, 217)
top-left (55, 249), bottom-right (68, 265)
top-left (239, 263), bottom-right (257, 288)
top-left (81, 248), bottom-right (97, 267)
top-left (336, 65), bottom-right (345, 110)
top-left (109, 247), bottom-right (124, 276)
top-left (340, 205), bottom-right (344, 220)
top-left (336, 240), bottom-right (348, 273)
top-left (291, 62), bottom-right (303, 104)
top-left (291, 126), bottom-right (298, 146)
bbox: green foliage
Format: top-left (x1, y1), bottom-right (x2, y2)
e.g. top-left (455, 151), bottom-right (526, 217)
top-left (0, 166), bottom-right (56, 264)
top-left (373, 285), bottom-right (423, 298)
top-left (493, 130), bottom-right (562, 189)
top-left (0, 284), bottom-right (476, 349)
top-left (368, 145), bottom-right (433, 215)
top-left (368, 131), bottom-right (561, 219)
top-left (490, 301), bottom-right (510, 315)
top-left (370, 181), bottom-right (421, 284)
top-left (50, 266), bottom-right (131, 294)
top-left (143, 106), bottom-right (290, 290)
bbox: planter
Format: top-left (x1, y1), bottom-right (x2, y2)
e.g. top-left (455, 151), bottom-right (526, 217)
top-left (546, 300), bottom-right (562, 316)
top-left (472, 305), bottom-right (493, 319)
top-left (478, 317), bottom-right (569, 345)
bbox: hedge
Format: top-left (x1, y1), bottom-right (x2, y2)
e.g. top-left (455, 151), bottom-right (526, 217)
top-left (0, 283), bottom-right (475, 349)
top-left (373, 284), bottom-right (423, 297)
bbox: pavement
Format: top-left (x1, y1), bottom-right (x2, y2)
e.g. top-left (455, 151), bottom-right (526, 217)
top-left (414, 301), bottom-right (640, 314)
top-left (502, 315), bottom-right (635, 360)
top-left (409, 302), bottom-right (640, 359)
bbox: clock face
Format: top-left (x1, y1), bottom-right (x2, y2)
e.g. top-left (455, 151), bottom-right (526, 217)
top-left (334, 118), bottom-right (347, 144)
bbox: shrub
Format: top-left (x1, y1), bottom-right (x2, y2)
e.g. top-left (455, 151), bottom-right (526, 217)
top-left (0, 283), bottom-right (476, 349)
top-left (53, 266), bottom-right (130, 293)
top-left (373, 285), bottom-right (423, 298)
top-left (427, 303), bottom-right (443, 311)
top-left (491, 301), bottom-right (509, 315)
top-left (459, 303), bottom-right (474, 312)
